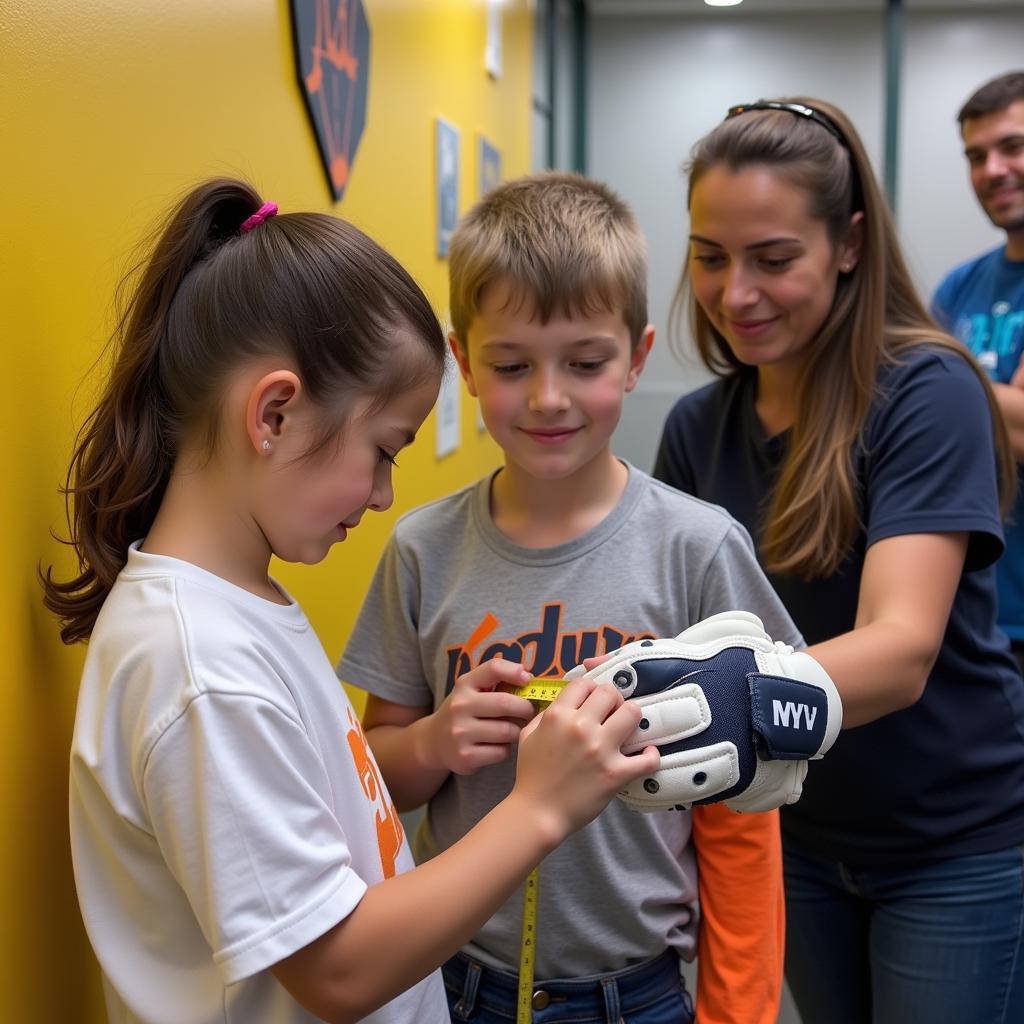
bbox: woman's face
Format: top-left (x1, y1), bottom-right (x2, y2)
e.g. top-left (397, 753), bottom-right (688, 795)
top-left (688, 164), bottom-right (856, 372)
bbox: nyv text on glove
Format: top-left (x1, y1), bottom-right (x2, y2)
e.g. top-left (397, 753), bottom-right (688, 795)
top-left (565, 610), bottom-right (843, 813)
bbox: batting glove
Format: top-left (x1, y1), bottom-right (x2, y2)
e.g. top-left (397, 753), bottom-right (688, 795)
top-left (565, 610), bottom-right (842, 813)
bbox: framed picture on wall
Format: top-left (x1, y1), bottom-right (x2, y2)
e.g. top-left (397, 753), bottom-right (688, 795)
top-left (436, 341), bottom-right (462, 458)
top-left (436, 118), bottom-right (460, 258)
top-left (478, 135), bottom-right (501, 197)
top-left (289, 0), bottom-right (371, 201)
top-left (485, 0), bottom-right (503, 79)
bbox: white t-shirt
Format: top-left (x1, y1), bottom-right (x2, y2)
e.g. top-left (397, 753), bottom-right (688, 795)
top-left (70, 544), bottom-right (448, 1024)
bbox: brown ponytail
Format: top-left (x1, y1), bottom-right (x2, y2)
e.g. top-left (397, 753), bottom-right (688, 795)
top-left (43, 178), bottom-right (445, 642)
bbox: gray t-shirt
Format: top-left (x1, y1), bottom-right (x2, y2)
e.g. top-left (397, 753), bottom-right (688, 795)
top-left (338, 464), bottom-right (802, 977)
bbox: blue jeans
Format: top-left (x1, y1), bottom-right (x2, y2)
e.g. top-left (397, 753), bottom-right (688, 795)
top-left (783, 843), bottom-right (1024, 1024)
top-left (443, 947), bottom-right (694, 1024)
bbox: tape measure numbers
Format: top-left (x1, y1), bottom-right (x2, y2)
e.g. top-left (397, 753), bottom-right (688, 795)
top-left (511, 679), bottom-right (568, 705)
top-left (510, 678), bottom-right (567, 1023)
top-left (517, 868), bottom-right (540, 1023)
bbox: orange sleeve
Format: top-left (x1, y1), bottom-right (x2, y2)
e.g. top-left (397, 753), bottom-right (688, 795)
top-left (690, 803), bottom-right (785, 1024)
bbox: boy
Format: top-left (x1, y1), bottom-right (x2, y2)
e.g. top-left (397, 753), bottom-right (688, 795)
top-left (338, 172), bottom-right (800, 1023)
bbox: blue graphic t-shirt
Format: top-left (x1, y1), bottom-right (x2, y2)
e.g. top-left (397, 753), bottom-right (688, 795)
top-left (933, 246), bottom-right (1024, 640)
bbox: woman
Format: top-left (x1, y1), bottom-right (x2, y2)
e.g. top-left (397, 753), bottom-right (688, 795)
top-left (654, 98), bottom-right (1024, 1023)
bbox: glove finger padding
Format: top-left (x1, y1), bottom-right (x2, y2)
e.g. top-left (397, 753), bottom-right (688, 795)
top-left (569, 611), bottom-right (842, 813)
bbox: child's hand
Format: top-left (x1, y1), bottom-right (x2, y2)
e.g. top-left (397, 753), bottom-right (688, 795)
top-left (511, 678), bottom-right (660, 840)
top-left (425, 659), bottom-right (537, 775)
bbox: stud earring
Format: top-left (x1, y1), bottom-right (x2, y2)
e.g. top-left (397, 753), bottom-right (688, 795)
top-left (261, 440), bottom-right (272, 452)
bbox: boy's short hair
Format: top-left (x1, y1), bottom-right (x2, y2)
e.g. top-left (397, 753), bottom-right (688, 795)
top-left (958, 71), bottom-right (1024, 125)
top-left (448, 171), bottom-right (648, 347)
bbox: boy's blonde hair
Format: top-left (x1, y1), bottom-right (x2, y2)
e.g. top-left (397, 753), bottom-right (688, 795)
top-left (449, 171), bottom-right (648, 346)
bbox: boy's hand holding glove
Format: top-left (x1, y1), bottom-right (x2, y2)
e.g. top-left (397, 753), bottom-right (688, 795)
top-left (564, 611), bottom-right (842, 813)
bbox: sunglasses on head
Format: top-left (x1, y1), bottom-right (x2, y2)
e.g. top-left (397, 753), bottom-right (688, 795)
top-left (726, 100), bottom-right (850, 150)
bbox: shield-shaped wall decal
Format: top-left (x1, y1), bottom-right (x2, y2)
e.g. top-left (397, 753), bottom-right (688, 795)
top-left (290, 0), bottom-right (371, 202)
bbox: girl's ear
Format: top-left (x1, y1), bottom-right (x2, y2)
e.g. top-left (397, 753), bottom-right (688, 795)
top-left (449, 332), bottom-right (478, 398)
top-left (245, 370), bottom-right (303, 454)
top-left (839, 210), bottom-right (865, 273)
top-left (625, 325), bottom-right (655, 393)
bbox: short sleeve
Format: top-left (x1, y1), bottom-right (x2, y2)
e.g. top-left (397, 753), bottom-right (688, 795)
top-left (653, 403), bottom-right (697, 492)
top-left (337, 534), bottom-right (433, 706)
top-left (698, 524), bottom-right (804, 649)
top-left (864, 352), bottom-right (1004, 570)
top-left (143, 693), bottom-right (366, 984)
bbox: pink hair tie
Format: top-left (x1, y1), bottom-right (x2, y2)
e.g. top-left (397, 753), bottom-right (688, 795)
top-left (240, 201), bottom-right (278, 234)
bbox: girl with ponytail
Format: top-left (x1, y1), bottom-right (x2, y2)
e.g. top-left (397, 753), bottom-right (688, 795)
top-left (654, 99), bottom-right (1024, 1023)
top-left (46, 179), bottom-right (656, 1024)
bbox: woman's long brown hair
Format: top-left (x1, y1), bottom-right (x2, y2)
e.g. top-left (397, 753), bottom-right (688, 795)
top-left (43, 178), bottom-right (445, 643)
top-left (673, 98), bottom-right (1015, 579)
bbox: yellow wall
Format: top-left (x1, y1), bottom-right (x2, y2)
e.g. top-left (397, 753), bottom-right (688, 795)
top-left (3, 1), bottom-right (531, 1018)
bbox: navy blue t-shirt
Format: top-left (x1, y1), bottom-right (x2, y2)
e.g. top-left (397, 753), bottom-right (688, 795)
top-left (654, 348), bottom-right (1024, 865)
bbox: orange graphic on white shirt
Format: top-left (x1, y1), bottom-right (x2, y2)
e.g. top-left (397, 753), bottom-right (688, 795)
top-left (346, 707), bottom-right (404, 878)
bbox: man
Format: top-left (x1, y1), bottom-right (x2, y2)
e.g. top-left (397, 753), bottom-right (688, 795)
top-left (933, 71), bottom-right (1024, 669)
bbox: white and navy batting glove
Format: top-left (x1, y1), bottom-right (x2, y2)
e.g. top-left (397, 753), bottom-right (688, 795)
top-left (565, 610), bottom-right (842, 813)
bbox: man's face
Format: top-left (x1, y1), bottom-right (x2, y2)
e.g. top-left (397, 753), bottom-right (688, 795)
top-left (963, 99), bottom-right (1024, 234)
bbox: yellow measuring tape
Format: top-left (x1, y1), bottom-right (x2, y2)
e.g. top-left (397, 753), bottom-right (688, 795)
top-left (509, 678), bottom-right (568, 1024)
top-left (512, 679), bottom-right (568, 704)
